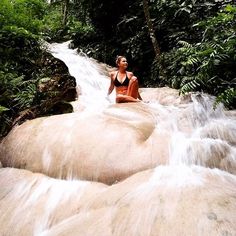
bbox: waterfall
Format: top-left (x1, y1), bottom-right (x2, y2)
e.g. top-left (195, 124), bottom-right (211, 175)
top-left (0, 41), bottom-right (236, 236)
top-left (49, 41), bottom-right (236, 172)
top-left (49, 41), bottom-right (116, 112)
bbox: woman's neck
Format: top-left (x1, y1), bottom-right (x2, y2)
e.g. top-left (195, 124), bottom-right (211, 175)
top-left (118, 68), bottom-right (126, 73)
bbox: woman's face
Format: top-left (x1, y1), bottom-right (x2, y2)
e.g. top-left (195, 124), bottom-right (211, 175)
top-left (118, 57), bottom-right (128, 69)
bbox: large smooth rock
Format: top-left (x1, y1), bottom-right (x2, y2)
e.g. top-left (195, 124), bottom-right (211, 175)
top-left (0, 103), bottom-right (170, 184)
top-left (0, 166), bottom-right (235, 236)
top-left (0, 168), bottom-right (106, 236)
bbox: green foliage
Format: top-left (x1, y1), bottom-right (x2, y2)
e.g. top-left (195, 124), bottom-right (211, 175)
top-left (0, 0), bottom-right (81, 137)
top-left (0, 106), bottom-right (9, 114)
top-left (0, 26), bottom-right (40, 54)
top-left (72, 0), bottom-right (232, 87)
top-left (13, 83), bottom-right (38, 109)
top-left (0, 70), bottom-right (39, 110)
top-left (40, 1), bottom-right (94, 41)
top-left (41, 4), bottom-right (63, 40)
top-left (0, 0), bottom-right (45, 137)
top-left (0, 70), bottom-right (36, 136)
top-left (67, 19), bottom-right (94, 37)
top-left (215, 88), bottom-right (236, 109)
top-left (0, 0), bottom-right (46, 33)
top-left (0, 0), bottom-right (14, 28)
top-left (158, 5), bottom-right (236, 108)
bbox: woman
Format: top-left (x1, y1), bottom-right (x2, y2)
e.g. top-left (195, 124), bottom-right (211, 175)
top-left (107, 56), bottom-right (142, 103)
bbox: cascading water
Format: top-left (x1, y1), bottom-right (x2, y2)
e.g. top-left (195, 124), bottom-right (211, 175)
top-left (0, 41), bottom-right (236, 236)
top-left (49, 41), bottom-right (116, 112)
top-left (49, 41), bottom-right (236, 172)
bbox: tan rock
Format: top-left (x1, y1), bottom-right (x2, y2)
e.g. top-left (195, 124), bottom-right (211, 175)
top-left (0, 103), bottom-right (169, 184)
top-left (1, 166), bottom-right (235, 236)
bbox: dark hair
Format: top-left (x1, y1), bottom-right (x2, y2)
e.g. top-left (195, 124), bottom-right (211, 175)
top-left (116, 55), bottom-right (126, 66)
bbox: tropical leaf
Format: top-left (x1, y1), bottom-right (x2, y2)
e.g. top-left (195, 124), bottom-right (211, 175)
top-left (0, 105), bottom-right (10, 114)
top-left (214, 87), bottom-right (236, 108)
top-left (180, 77), bottom-right (200, 94)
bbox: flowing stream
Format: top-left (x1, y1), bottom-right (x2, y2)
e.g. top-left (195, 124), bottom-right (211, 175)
top-left (50, 41), bottom-right (116, 112)
top-left (0, 41), bottom-right (236, 235)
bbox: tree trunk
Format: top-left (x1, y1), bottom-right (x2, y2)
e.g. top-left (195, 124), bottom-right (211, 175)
top-left (62, 0), bottom-right (69, 27)
top-left (143, 0), bottom-right (165, 80)
top-left (143, 0), bottom-right (161, 61)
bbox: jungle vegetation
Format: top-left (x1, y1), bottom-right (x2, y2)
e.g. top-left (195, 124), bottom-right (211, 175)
top-left (0, 0), bottom-right (236, 137)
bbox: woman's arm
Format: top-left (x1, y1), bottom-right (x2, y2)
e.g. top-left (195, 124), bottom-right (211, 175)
top-left (108, 73), bottom-right (115, 95)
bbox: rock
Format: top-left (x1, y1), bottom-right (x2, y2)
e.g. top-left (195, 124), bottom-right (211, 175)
top-left (11, 52), bottom-right (77, 128)
top-left (0, 166), bottom-right (235, 236)
top-left (39, 52), bottom-right (77, 103)
top-left (1, 98), bottom-right (236, 184)
top-left (0, 103), bottom-right (169, 184)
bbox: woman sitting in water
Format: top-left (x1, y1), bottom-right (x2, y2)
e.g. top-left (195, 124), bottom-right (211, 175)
top-left (107, 56), bottom-right (142, 103)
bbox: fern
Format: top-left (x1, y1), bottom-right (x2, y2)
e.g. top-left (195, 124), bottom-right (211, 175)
top-left (183, 56), bottom-right (199, 66)
top-left (214, 87), bottom-right (236, 108)
top-left (12, 84), bottom-right (37, 109)
top-left (178, 40), bottom-right (192, 48)
top-left (160, 4), bottom-right (236, 108)
top-left (180, 76), bottom-right (200, 94)
top-left (0, 105), bottom-right (9, 114)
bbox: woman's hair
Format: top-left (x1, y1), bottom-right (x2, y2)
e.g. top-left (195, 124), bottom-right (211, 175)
top-left (116, 55), bottom-right (126, 66)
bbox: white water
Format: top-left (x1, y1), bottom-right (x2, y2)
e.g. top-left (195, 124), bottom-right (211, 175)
top-left (50, 41), bottom-right (116, 112)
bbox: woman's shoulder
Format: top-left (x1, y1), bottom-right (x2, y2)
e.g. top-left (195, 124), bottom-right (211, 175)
top-left (127, 71), bottom-right (134, 78)
top-left (110, 70), bottom-right (117, 80)
top-left (110, 70), bottom-right (118, 76)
